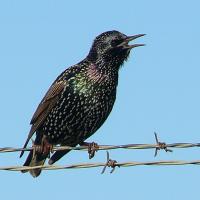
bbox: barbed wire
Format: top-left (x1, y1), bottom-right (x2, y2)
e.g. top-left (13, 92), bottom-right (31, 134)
top-left (1, 133), bottom-right (200, 173)
top-left (1, 142), bottom-right (200, 153)
top-left (1, 159), bottom-right (200, 173)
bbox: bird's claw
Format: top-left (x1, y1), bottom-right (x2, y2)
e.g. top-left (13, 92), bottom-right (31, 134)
top-left (32, 137), bottom-right (53, 159)
top-left (88, 142), bottom-right (99, 159)
top-left (79, 141), bottom-right (99, 159)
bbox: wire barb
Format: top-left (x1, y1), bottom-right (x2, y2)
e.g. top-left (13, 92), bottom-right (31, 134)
top-left (101, 151), bottom-right (119, 174)
top-left (154, 132), bottom-right (173, 157)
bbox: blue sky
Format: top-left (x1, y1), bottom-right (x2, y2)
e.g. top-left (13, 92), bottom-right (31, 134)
top-left (0, 0), bottom-right (200, 199)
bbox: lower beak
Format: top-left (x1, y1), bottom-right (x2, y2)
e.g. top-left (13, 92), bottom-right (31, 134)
top-left (117, 34), bottom-right (146, 49)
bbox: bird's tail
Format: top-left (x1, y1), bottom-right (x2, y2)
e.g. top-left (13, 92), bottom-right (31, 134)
top-left (21, 150), bottom-right (47, 177)
top-left (21, 133), bottom-right (47, 178)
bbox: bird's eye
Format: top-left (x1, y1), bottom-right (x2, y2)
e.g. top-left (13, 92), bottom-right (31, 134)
top-left (111, 39), bottom-right (123, 47)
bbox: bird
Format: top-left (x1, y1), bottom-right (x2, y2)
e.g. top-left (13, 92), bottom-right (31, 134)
top-left (20, 30), bottom-right (145, 177)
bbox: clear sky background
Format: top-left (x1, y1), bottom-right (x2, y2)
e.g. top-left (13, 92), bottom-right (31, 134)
top-left (0, 0), bottom-right (200, 199)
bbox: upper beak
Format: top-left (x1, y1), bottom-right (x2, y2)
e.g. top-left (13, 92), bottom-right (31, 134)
top-left (117, 34), bottom-right (146, 49)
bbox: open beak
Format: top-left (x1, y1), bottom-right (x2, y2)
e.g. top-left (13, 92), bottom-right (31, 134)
top-left (117, 34), bottom-right (146, 49)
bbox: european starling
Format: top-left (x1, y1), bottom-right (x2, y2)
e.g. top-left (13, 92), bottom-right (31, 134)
top-left (20, 30), bottom-right (145, 177)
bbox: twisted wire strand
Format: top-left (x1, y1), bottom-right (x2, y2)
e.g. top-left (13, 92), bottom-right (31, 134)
top-left (1, 134), bottom-right (200, 173)
top-left (1, 160), bottom-right (200, 172)
top-left (0, 142), bottom-right (200, 153)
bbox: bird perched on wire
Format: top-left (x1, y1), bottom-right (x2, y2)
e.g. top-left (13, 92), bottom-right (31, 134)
top-left (20, 30), bottom-right (145, 177)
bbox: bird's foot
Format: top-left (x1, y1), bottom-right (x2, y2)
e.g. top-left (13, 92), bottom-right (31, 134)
top-left (32, 136), bottom-right (53, 159)
top-left (80, 141), bottom-right (99, 159)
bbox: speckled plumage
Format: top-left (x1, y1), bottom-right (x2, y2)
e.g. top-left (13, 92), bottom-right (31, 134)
top-left (20, 30), bottom-right (145, 177)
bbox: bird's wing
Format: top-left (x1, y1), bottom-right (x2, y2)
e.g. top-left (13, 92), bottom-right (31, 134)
top-left (30, 80), bottom-right (65, 124)
top-left (20, 80), bottom-right (65, 157)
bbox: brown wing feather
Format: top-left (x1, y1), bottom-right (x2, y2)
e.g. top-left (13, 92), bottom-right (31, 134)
top-left (20, 81), bottom-right (65, 157)
top-left (31, 81), bottom-right (65, 124)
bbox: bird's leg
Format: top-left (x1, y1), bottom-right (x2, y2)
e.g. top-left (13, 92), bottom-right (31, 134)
top-left (32, 139), bottom-right (43, 160)
top-left (41, 136), bottom-right (54, 158)
top-left (79, 141), bottom-right (99, 159)
top-left (32, 136), bottom-right (53, 159)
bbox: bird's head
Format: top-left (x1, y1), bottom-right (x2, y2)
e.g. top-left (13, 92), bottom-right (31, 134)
top-left (87, 30), bottom-right (145, 70)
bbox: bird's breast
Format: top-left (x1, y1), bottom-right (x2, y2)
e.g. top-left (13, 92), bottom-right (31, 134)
top-left (70, 63), bottom-right (118, 97)
top-left (43, 67), bottom-right (118, 143)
